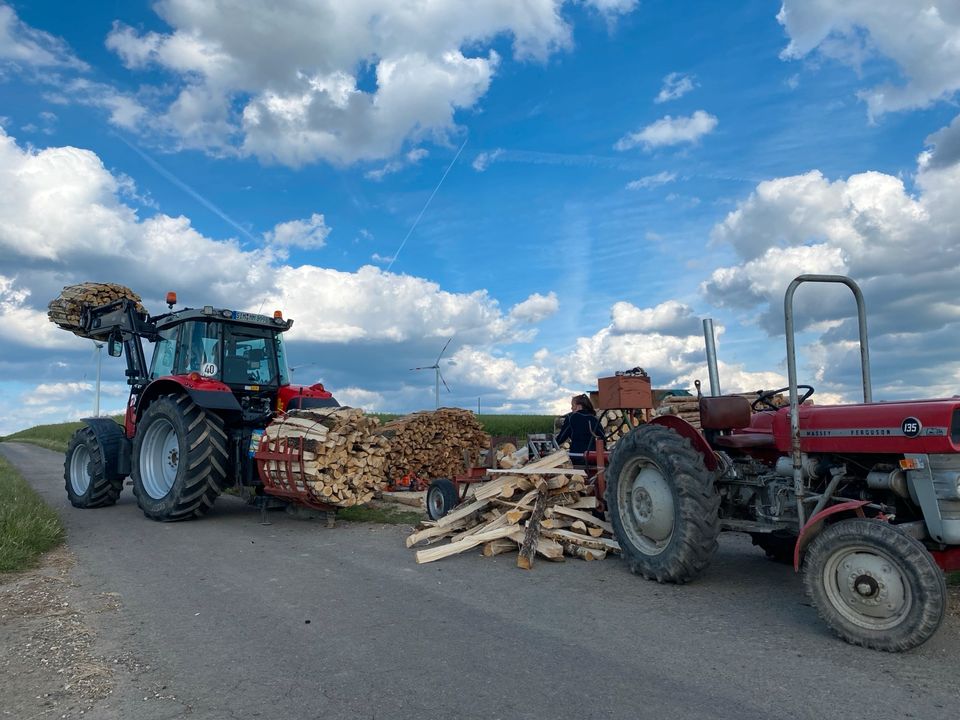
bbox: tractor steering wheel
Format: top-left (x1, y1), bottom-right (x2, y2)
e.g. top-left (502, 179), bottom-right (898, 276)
top-left (751, 385), bottom-right (814, 411)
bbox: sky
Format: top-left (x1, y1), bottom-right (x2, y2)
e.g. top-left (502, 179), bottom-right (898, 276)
top-left (1, 0), bottom-right (960, 435)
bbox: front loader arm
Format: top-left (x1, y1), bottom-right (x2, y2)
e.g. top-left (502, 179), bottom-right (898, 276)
top-left (81, 298), bottom-right (158, 386)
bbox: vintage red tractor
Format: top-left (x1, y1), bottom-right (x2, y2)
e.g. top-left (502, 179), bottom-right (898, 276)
top-left (64, 293), bottom-right (338, 521)
top-left (605, 275), bottom-right (960, 651)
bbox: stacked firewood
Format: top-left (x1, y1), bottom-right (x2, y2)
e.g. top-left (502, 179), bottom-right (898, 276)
top-left (598, 409), bottom-right (639, 445)
top-left (47, 282), bottom-right (146, 338)
top-left (376, 408), bottom-right (489, 484)
top-left (655, 395), bottom-right (701, 428)
top-left (406, 451), bottom-right (620, 567)
top-left (259, 407), bottom-right (390, 507)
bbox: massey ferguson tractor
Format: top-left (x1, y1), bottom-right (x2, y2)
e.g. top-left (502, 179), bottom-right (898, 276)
top-left (605, 275), bottom-right (960, 651)
top-left (63, 293), bottom-right (338, 521)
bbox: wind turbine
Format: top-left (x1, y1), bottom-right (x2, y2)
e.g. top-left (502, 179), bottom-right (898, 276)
top-left (411, 337), bottom-right (453, 409)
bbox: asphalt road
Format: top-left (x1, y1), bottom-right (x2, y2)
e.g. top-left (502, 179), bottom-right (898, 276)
top-left (2, 441), bottom-right (958, 720)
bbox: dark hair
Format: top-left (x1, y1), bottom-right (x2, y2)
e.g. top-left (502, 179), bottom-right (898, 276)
top-left (573, 394), bottom-right (595, 414)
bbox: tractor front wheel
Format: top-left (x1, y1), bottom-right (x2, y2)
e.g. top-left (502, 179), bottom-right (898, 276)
top-left (803, 518), bottom-right (946, 651)
top-left (64, 425), bottom-right (124, 508)
top-left (131, 395), bottom-right (228, 521)
top-left (605, 423), bottom-right (720, 583)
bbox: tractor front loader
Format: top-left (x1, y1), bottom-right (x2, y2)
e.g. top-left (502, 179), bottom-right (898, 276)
top-left (605, 275), bottom-right (960, 651)
top-left (64, 292), bottom-right (339, 522)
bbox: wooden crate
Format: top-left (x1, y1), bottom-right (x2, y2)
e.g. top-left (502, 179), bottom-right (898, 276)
top-left (597, 375), bottom-right (653, 410)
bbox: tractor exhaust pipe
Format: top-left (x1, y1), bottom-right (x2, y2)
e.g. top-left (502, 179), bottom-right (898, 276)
top-left (702, 318), bottom-right (721, 397)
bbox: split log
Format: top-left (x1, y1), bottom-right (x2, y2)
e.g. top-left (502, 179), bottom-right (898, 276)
top-left (517, 477), bottom-right (549, 570)
top-left (415, 525), bottom-right (520, 564)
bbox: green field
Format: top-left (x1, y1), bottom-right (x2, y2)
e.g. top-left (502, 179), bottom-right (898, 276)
top-left (2, 413), bottom-right (556, 454)
top-left (0, 454), bottom-right (66, 573)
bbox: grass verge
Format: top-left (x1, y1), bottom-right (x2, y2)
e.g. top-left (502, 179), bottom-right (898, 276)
top-left (2, 416), bottom-right (124, 455)
top-left (0, 454), bottom-right (65, 573)
top-left (337, 504), bottom-right (422, 525)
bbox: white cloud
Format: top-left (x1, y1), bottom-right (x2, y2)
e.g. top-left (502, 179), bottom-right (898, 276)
top-left (264, 213), bottom-right (331, 253)
top-left (472, 148), bottom-right (504, 171)
top-left (509, 292), bottom-right (559, 323)
top-left (922, 114), bottom-right (960, 170)
top-left (777, 1), bottom-right (960, 118)
top-left (625, 171), bottom-right (677, 190)
top-left (702, 143), bottom-right (960, 398)
top-left (101, 1), bottom-right (639, 167)
top-left (365, 147), bottom-right (429, 181)
top-left (654, 72), bottom-right (696, 103)
top-left (614, 110), bottom-right (718, 151)
top-left (610, 300), bottom-right (701, 336)
top-left (0, 3), bottom-right (87, 70)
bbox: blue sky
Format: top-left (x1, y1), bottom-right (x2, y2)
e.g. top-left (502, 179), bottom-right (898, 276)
top-left (1, 1), bottom-right (960, 434)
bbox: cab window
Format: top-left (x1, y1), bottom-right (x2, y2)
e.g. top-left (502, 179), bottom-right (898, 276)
top-left (175, 321), bottom-right (221, 377)
top-left (149, 327), bottom-right (178, 379)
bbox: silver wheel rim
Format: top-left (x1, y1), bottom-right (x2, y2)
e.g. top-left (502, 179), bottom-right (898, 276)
top-left (140, 418), bottom-right (180, 500)
top-left (822, 544), bottom-right (912, 631)
top-left (69, 444), bottom-right (91, 495)
top-left (428, 487), bottom-right (444, 518)
top-left (617, 459), bottom-right (675, 556)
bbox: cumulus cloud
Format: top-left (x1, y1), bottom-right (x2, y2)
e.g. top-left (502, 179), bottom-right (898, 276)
top-left (654, 72), bottom-right (697, 103)
top-left (0, 2), bottom-right (87, 70)
top-left (922, 114), bottom-right (960, 170)
top-left (702, 143), bottom-right (960, 398)
top-left (625, 171), bottom-right (677, 190)
top-left (509, 292), bottom-right (559, 323)
top-left (777, 1), bottom-right (960, 118)
top-left (100, 0), bottom-right (639, 167)
top-left (614, 111), bottom-right (718, 151)
top-left (610, 300), bottom-right (701, 336)
top-left (264, 213), bottom-right (331, 254)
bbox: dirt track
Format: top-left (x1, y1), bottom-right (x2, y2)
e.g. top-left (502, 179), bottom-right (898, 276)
top-left (2, 441), bottom-right (959, 720)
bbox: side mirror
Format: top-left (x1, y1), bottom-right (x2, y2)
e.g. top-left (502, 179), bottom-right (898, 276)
top-left (107, 335), bottom-right (123, 357)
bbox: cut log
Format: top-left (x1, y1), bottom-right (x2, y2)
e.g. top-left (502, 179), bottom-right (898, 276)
top-left (541, 529), bottom-right (621, 553)
top-left (516, 479), bottom-right (549, 570)
top-left (548, 506), bottom-right (614, 534)
top-left (415, 525), bottom-right (520, 564)
top-left (482, 538), bottom-right (518, 557)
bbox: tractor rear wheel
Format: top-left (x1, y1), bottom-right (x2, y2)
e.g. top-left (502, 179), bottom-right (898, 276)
top-left (803, 518), bottom-right (946, 651)
top-left (426, 478), bottom-right (459, 521)
top-left (64, 425), bottom-right (124, 508)
top-left (605, 423), bottom-right (720, 583)
top-left (131, 395), bottom-right (228, 521)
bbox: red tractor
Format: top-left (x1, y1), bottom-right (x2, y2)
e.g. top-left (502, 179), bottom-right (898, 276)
top-left (64, 293), bottom-right (338, 521)
top-left (605, 275), bottom-right (960, 651)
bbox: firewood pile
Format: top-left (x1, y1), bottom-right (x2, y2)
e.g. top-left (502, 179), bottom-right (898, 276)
top-left (598, 409), bottom-right (638, 445)
top-left (259, 407), bottom-right (390, 507)
top-left (47, 282), bottom-right (146, 338)
top-left (376, 408), bottom-right (490, 484)
top-left (406, 451), bottom-right (620, 567)
top-left (655, 395), bottom-right (702, 429)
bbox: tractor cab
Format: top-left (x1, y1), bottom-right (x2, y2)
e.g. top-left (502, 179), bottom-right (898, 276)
top-left (149, 308), bottom-right (292, 390)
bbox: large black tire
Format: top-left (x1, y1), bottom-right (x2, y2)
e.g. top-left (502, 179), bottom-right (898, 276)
top-left (131, 395), bottom-right (228, 521)
top-left (426, 478), bottom-right (459, 521)
top-left (750, 531), bottom-right (798, 564)
top-left (803, 518), bottom-right (947, 652)
top-left (64, 425), bottom-right (124, 508)
top-left (605, 423), bottom-right (720, 583)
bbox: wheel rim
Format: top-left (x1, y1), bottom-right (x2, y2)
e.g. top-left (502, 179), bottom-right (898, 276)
top-left (428, 488), bottom-right (444, 518)
top-left (617, 459), bottom-right (675, 555)
top-left (822, 544), bottom-right (912, 631)
top-left (69, 444), bottom-right (91, 495)
top-left (140, 418), bottom-right (180, 500)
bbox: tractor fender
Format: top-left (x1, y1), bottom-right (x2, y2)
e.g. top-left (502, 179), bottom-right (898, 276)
top-left (80, 417), bottom-right (129, 477)
top-left (792, 499), bottom-right (870, 571)
top-left (648, 414), bottom-right (718, 472)
top-left (136, 377), bottom-right (241, 422)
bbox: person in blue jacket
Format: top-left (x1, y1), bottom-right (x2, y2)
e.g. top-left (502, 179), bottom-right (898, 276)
top-left (556, 394), bottom-right (605, 466)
